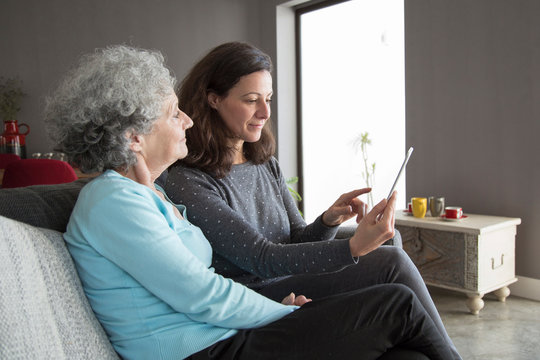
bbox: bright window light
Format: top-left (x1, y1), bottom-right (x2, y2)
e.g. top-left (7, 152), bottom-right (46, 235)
top-left (300, 0), bottom-right (405, 224)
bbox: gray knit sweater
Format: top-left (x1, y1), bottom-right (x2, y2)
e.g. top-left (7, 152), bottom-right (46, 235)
top-left (165, 157), bottom-right (356, 288)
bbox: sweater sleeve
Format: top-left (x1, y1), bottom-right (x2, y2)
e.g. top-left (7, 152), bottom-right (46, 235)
top-left (165, 164), bottom-right (356, 279)
top-left (72, 177), bottom-right (296, 329)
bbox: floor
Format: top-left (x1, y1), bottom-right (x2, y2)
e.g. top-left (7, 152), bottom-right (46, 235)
top-left (429, 287), bottom-right (540, 360)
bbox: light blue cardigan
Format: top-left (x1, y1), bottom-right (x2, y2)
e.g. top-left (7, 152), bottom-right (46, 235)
top-left (64, 170), bottom-right (296, 359)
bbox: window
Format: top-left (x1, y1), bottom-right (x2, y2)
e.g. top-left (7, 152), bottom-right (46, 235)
top-left (297, 0), bottom-right (405, 223)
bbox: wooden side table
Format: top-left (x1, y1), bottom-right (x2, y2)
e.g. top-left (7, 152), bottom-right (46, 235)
top-left (395, 211), bottom-right (521, 314)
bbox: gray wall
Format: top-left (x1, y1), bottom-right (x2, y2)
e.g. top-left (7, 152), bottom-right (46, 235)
top-left (405, 0), bottom-right (540, 279)
top-left (2, 0), bottom-right (539, 280)
top-left (0, 0), bottom-right (267, 155)
top-left (263, 0), bottom-right (540, 281)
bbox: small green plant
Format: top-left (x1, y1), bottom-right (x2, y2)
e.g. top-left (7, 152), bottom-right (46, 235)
top-left (0, 77), bottom-right (26, 121)
top-left (286, 176), bottom-right (302, 202)
top-left (353, 132), bottom-right (375, 208)
top-left (286, 176), bottom-right (303, 217)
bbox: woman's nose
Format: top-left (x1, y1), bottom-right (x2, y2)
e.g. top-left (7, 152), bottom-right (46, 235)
top-left (185, 116), bottom-right (194, 129)
top-left (257, 100), bottom-right (271, 119)
top-left (180, 111), bottom-right (194, 129)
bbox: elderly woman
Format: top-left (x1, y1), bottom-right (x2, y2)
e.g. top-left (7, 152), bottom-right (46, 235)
top-left (44, 45), bottom-right (456, 360)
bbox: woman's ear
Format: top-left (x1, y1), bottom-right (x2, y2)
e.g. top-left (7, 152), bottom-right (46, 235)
top-left (207, 92), bottom-right (221, 110)
top-left (127, 131), bottom-right (144, 153)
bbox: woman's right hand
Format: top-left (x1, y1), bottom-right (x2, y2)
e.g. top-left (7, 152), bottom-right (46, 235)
top-left (282, 292), bottom-right (312, 306)
top-left (349, 191), bottom-right (397, 257)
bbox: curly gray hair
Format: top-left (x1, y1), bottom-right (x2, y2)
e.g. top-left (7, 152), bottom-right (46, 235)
top-left (45, 45), bottom-right (176, 173)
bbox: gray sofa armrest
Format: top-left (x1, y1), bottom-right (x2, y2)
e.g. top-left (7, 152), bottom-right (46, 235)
top-left (0, 178), bottom-right (92, 232)
top-left (336, 225), bottom-right (402, 248)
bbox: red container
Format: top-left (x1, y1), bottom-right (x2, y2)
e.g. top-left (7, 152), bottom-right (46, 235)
top-left (445, 206), bottom-right (463, 219)
top-left (0, 120), bottom-right (30, 158)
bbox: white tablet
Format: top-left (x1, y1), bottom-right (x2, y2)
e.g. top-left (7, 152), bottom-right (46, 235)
top-left (387, 147), bottom-right (414, 200)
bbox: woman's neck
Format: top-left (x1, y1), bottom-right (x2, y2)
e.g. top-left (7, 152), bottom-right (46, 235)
top-left (119, 153), bottom-right (164, 189)
top-left (232, 140), bottom-right (247, 165)
top-left (119, 160), bottom-right (184, 219)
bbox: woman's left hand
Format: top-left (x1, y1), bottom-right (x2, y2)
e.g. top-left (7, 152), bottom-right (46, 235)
top-left (321, 188), bottom-right (371, 227)
top-left (282, 292), bottom-right (312, 306)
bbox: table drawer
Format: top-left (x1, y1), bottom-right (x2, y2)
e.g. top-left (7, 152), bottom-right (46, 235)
top-left (477, 227), bottom-right (516, 291)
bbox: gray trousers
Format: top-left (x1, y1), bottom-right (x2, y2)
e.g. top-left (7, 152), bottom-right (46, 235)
top-left (191, 246), bottom-right (461, 359)
top-left (256, 246), bottom-right (461, 359)
top-left (191, 283), bottom-right (455, 359)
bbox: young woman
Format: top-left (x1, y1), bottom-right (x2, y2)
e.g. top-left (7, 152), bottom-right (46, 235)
top-left (165, 41), bottom-right (461, 359)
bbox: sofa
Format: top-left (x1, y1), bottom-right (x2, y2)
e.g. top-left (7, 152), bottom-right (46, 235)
top-left (0, 177), bottom-right (401, 359)
top-left (0, 178), bottom-right (119, 359)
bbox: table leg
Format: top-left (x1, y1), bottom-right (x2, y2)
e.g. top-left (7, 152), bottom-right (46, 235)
top-left (466, 293), bottom-right (485, 315)
top-left (493, 286), bottom-right (511, 302)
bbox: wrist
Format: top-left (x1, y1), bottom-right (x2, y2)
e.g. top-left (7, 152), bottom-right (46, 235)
top-left (322, 211), bottom-right (338, 227)
top-left (349, 233), bottom-right (370, 257)
top-left (349, 236), bottom-right (360, 257)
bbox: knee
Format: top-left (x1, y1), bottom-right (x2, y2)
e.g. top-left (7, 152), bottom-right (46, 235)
top-left (375, 283), bottom-right (417, 310)
top-left (388, 284), bottom-right (422, 310)
top-left (381, 246), bottom-right (413, 269)
top-left (395, 247), bottom-right (413, 267)
top-left (385, 283), bottom-right (415, 297)
top-left (377, 247), bottom-right (420, 281)
top-left (356, 283), bottom-right (415, 303)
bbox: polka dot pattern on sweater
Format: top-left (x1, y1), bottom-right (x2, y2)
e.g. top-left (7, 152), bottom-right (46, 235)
top-left (164, 158), bottom-right (354, 287)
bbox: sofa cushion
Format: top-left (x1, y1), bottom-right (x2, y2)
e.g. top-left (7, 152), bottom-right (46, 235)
top-left (0, 178), bottom-right (92, 232)
top-left (0, 215), bottom-right (119, 359)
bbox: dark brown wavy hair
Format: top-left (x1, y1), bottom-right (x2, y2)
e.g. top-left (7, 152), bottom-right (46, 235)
top-left (175, 41), bottom-right (276, 178)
